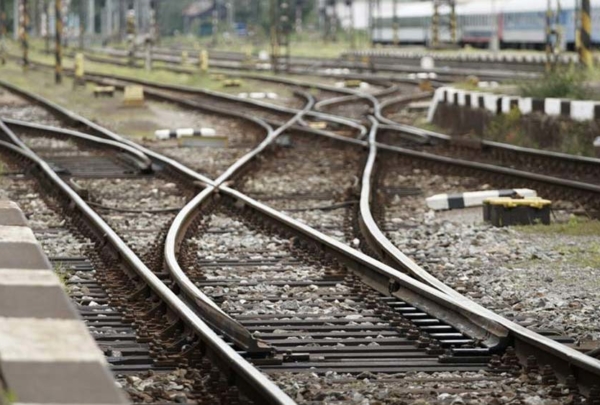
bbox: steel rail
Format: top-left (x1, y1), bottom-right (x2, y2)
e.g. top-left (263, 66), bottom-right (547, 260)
top-left (1, 118), bottom-right (153, 172)
top-left (81, 71), bottom-right (368, 138)
top-left (90, 45), bottom-right (540, 81)
top-left (0, 134), bottom-right (296, 405)
top-left (359, 117), bottom-right (600, 392)
top-left (373, 90), bottom-right (600, 167)
top-left (7, 54), bottom-right (368, 138)
top-left (379, 142), bottom-right (600, 193)
top-left (218, 185), bottom-right (509, 348)
top-left (0, 78), bottom-right (217, 187)
top-left (163, 92), bottom-right (315, 356)
top-left (0, 79), bottom-right (283, 353)
top-left (7, 57), bottom-right (600, 392)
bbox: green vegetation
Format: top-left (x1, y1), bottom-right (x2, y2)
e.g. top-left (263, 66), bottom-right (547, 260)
top-left (556, 243), bottom-right (600, 270)
top-left (485, 106), bottom-right (532, 146)
top-left (0, 390), bottom-right (17, 405)
top-left (53, 263), bottom-right (71, 293)
top-left (160, 30), bottom-right (371, 59)
top-left (4, 40), bottom-right (294, 97)
top-left (413, 117), bottom-right (445, 133)
top-left (481, 105), bottom-right (596, 156)
top-left (516, 216), bottom-right (600, 236)
top-left (518, 68), bottom-right (591, 100)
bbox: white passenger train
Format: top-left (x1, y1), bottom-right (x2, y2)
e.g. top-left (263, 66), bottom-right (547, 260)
top-left (371, 0), bottom-right (600, 50)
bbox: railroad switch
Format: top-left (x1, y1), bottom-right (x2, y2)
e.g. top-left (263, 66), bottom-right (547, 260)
top-left (483, 197), bottom-right (552, 227)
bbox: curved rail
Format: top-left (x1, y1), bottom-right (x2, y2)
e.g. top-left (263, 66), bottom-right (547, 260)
top-left (0, 116), bottom-right (276, 354)
top-left (84, 71), bottom-right (368, 138)
top-left (163, 92), bottom-right (315, 355)
top-left (0, 78), bottom-right (217, 187)
top-left (8, 55), bottom-right (368, 138)
top-left (358, 117), bottom-right (600, 393)
top-left (0, 131), bottom-right (296, 405)
top-left (1, 119), bottom-right (153, 172)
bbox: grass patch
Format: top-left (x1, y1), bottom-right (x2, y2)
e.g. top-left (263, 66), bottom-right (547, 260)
top-left (485, 107), bottom-right (533, 146)
top-left (3, 39), bottom-right (293, 96)
top-left (413, 117), bottom-right (445, 133)
top-left (556, 242), bottom-right (600, 269)
top-left (518, 68), bottom-right (592, 100)
top-left (0, 390), bottom-right (17, 405)
top-left (160, 31), bottom-right (373, 59)
top-left (53, 262), bottom-right (71, 293)
top-left (515, 216), bottom-right (600, 236)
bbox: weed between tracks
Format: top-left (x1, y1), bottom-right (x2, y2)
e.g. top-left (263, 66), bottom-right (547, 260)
top-left (53, 262), bottom-right (72, 293)
top-left (0, 389), bottom-right (16, 405)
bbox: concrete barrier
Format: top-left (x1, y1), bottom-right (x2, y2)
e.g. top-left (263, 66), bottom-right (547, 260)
top-left (0, 200), bottom-right (127, 405)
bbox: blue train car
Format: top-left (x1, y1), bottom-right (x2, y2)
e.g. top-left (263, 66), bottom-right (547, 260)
top-left (371, 0), bottom-right (600, 50)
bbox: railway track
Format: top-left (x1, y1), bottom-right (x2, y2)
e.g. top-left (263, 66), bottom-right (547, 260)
top-left (2, 63), bottom-right (600, 403)
top-left (0, 81), bottom-right (305, 403)
top-left (376, 98), bottom-right (600, 188)
top-left (0, 129), bottom-right (292, 404)
top-left (88, 46), bottom-right (540, 82)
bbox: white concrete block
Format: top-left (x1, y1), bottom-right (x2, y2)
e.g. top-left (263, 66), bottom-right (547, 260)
top-left (518, 98), bottom-right (533, 115)
top-left (545, 98), bottom-right (562, 116)
top-left (0, 269), bottom-right (59, 286)
top-left (0, 226), bottom-right (37, 244)
top-left (0, 318), bottom-right (105, 362)
top-left (570, 101), bottom-right (595, 121)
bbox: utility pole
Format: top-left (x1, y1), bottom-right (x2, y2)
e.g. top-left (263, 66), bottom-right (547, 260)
top-left (346, 0), bottom-right (355, 49)
top-left (450, 0), bottom-right (456, 44)
top-left (580, 0), bottom-right (592, 67)
top-left (490, 0), bottom-right (498, 52)
top-left (432, 0), bottom-right (439, 48)
top-left (269, 0), bottom-right (277, 70)
top-left (126, 1), bottom-right (135, 66)
top-left (295, 0), bottom-right (303, 33)
top-left (43, 0), bottom-right (49, 53)
top-left (13, 0), bottom-right (18, 40)
top-left (55, 0), bottom-right (62, 83)
top-left (153, 0), bottom-right (159, 44)
top-left (87, 0), bottom-right (93, 35)
top-left (20, 0), bottom-right (29, 70)
top-left (575, 0), bottom-right (581, 53)
top-left (212, 0), bottom-right (219, 46)
top-left (0, 0), bottom-right (6, 65)
top-left (545, 0), bottom-right (552, 71)
top-left (392, 0), bottom-right (398, 45)
top-left (431, 0), bottom-right (457, 49)
top-left (270, 0), bottom-right (291, 73)
top-left (78, 0), bottom-right (84, 49)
